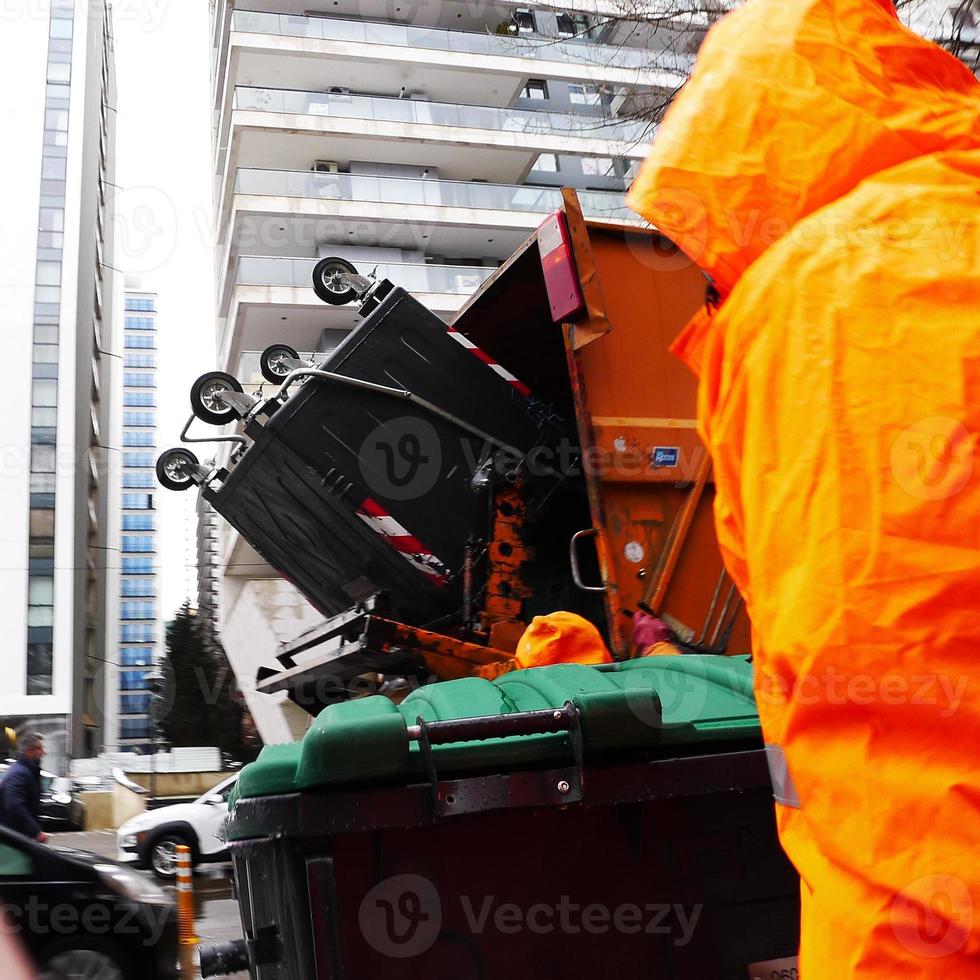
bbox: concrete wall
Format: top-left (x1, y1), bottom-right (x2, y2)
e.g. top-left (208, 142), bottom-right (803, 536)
top-left (126, 770), bottom-right (226, 798)
top-left (104, 779), bottom-right (147, 830)
top-left (81, 791), bottom-right (113, 831)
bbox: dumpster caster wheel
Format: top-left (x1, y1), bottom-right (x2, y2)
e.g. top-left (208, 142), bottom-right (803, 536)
top-left (191, 371), bottom-right (245, 425)
top-left (156, 448), bottom-right (200, 491)
top-left (260, 343), bottom-right (300, 384)
top-left (313, 256), bottom-right (359, 305)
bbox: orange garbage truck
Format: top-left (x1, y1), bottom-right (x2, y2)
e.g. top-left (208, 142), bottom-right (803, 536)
top-left (628, 0), bottom-right (980, 976)
top-left (158, 190), bottom-right (750, 707)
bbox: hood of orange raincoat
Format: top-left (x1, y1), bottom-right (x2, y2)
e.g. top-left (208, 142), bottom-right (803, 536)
top-left (515, 612), bottom-right (613, 669)
top-left (627, 0), bottom-right (980, 370)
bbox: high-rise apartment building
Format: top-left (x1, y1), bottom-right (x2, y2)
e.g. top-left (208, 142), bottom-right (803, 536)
top-left (0, 0), bottom-right (120, 770)
top-left (207, 1), bottom-right (683, 740)
top-left (108, 280), bottom-right (160, 753)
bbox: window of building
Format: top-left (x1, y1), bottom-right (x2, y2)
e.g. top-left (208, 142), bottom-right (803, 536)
top-left (122, 535), bottom-right (154, 553)
top-left (124, 392), bottom-right (155, 408)
top-left (532, 153), bottom-right (560, 172)
top-left (568, 83), bottom-right (602, 105)
top-left (124, 353), bottom-right (156, 369)
top-left (123, 452), bottom-right (155, 468)
top-left (32, 380), bottom-right (58, 407)
top-left (121, 580), bottom-right (156, 598)
top-left (125, 298), bottom-right (155, 312)
top-left (120, 647), bottom-right (153, 665)
top-left (124, 373), bottom-right (155, 388)
top-left (123, 473), bottom-right (155, 489)
top-left (582, 156), bottom-right (615, 176)
top-left (47, 61), bottom-right (70, 84)
top-left (122, 513), bottom-right (154, 531)
top-left (123, 412), bottom-right (155, 427)
top-left (120, 694), bottom-right (151, 715)
top-left (121, 601), bottom-right (155, 620)
top-left (120, 719), bottom-right (153, 738)
top-left (124, 316), bottom-right (154, 329)
top-left (556, 12), bottom-right (592, 37)
top-left (122, 557), bottom-right (154, 574)
top-left (522, 79), bottom-right (548, 100)
top-left (29, 509), bottom-right (55, 538)
top-left (512, 9), bottom-right (535, 32)
top-left (125, 335), bottom-right (155, 349)
top-left (120, 625), bottom-right (154, 645)
top-left (123, 432), bottom-right (155, 448)
top-left (49, 16), bottom-right (72, 38)
top-left (26, 644), bottom-right (53, 695)
top-left (122, 493), bottom-right (153, 510)
top-left (36, 260), bottom-right (61, 284)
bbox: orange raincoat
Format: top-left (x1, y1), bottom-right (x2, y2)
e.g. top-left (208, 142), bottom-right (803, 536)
top-left (629, 0), bottom-right (980, 975)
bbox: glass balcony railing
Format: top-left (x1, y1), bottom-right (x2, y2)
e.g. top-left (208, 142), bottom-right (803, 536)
top-left (230, 10), bottom-right (693, 76)
top-left (234, 169), bottom-right (638, 222)
top-left (236, 256), bottom-right (495, 296)
top-left (233, 86), bottom-right (648, 144)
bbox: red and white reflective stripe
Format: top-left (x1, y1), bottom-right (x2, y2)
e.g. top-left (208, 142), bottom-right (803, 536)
top-left (447, 327), bottom-right (532, 397)
top-left (357, 497), bottom-right (448, 585)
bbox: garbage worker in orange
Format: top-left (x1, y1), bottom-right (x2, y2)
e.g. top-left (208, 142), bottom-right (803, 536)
top-left (627, 0), bottom-right (980, 976)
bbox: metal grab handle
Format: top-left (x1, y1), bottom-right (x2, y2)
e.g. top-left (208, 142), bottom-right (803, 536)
top-left (179, 413), bottom-right (247, 449)
top-left (406, 702), bottom-right (578, 745)
top-left (570, 529), bottom-right (605, 593)
top-left (276, 367), bottom-right (513, 452)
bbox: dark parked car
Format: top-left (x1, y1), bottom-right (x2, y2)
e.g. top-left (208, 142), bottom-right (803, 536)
top-left (0, 825), bottom-right (178, 979)
top-left (0, 762), bottom-right (87, 833)
top-left (39, 773), bottom-right (86, 833)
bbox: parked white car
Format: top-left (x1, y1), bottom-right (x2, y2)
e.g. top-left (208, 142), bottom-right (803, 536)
top-left (116, 773), bottom-right (237, 879)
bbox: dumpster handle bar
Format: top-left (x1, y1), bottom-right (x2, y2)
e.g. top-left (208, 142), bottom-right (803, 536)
top-left (410, 701), bottom-right (585, 812)
top-left (179, 413), bottom-right (247, 450)
top-left (276, 368), bottom-right (515, 453)
top-left (406, 701), bottom-right (579, 745)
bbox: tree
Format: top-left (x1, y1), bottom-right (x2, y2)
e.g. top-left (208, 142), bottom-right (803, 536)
top-left (504, 0), bottom-right (979, 131)
top-left (158, 602), bottom-right (248, 761)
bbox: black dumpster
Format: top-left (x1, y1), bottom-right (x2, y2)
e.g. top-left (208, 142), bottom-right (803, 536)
top-left (213, 656), bottom-right (799, 979)
top-left (204, 284), bottom-right (573, 624)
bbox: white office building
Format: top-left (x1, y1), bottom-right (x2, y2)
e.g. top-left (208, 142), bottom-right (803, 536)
top-left (0, 0), bottom-right (120, 771)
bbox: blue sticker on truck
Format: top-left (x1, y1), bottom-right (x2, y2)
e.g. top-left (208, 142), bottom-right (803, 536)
top-left (652, 447), bottom-right (680, 468)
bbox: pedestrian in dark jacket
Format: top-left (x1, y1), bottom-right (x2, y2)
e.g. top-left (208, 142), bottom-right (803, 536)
top-left (0, 733), bottom-right (46, 842)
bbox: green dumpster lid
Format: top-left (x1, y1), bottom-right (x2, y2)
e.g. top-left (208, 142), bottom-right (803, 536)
top-left (233, 655), bottom-right (759, 802)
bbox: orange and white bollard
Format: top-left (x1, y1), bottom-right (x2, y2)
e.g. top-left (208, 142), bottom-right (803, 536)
top-left (175, 844), bottom-right (199, 946)
top-left (175, 844), bottom-right (199, 977)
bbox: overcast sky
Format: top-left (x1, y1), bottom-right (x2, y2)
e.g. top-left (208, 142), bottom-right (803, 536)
top-left (112, 2), bottom-right (216, 620)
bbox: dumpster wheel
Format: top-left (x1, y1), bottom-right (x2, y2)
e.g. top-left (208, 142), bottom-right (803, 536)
top-left (191, 370), bottom-right (246, 426)
top-left (156, 447), bottom-right (200, 491)
top-left (260, 343), bottom-right (300, 384)
top-left (313, 256), bottom-right (360, 305)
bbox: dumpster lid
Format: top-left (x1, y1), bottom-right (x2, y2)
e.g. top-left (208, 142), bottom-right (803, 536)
top-left (235, 655), bottom-right (759, 801)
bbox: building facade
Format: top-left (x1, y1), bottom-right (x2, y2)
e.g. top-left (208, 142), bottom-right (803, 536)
top-left (0, 0), bottom-right (120, 771)
top-left (109, 280), bottom-right (159, 753)
top-left (207, 0), bottom-right (683, 741)
top-left (196, 493), bottom-right (220, 639)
